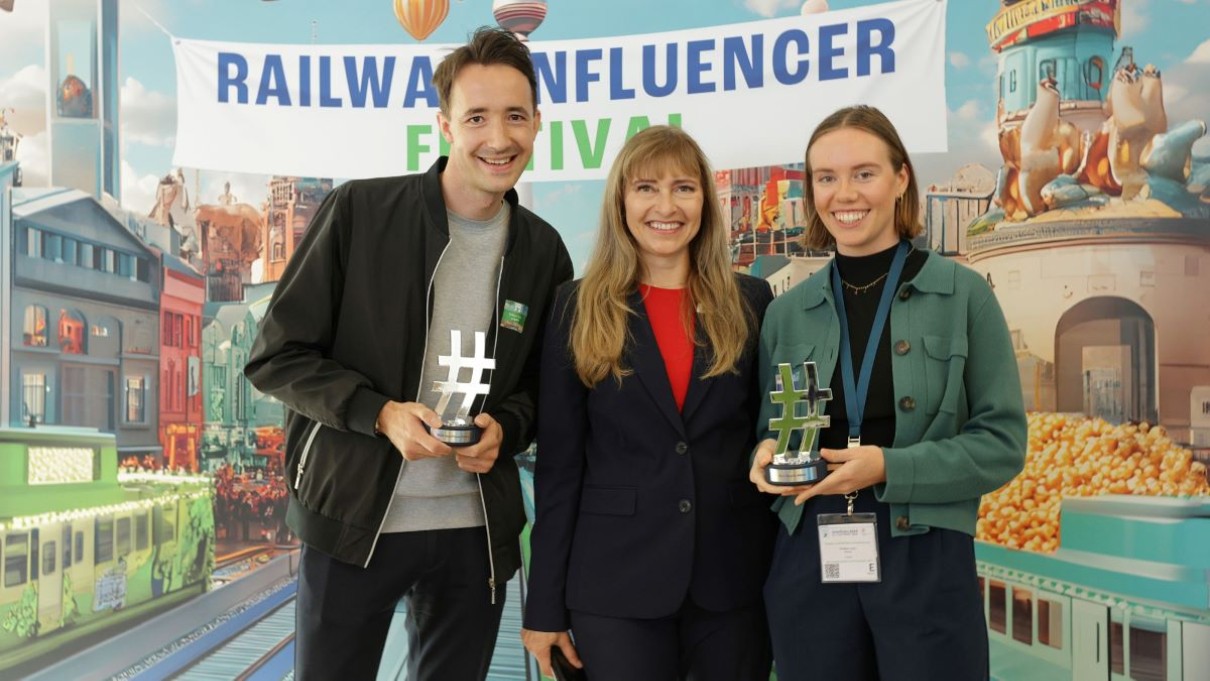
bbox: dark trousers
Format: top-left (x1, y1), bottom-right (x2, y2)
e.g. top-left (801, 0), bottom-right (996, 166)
top-left (569, 598), bottom-right (771, 681)
top-left (764, 493), bottom-right (988, 681)
top-left (295, 527), bottom-right (506, 681)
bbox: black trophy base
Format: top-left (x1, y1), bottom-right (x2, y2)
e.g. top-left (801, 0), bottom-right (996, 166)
top-left (427, 423), bottom-right (482, 446)
top-left (766, 458), bottom-right (828, 486)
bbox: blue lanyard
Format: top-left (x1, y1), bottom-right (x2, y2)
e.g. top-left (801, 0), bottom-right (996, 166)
top-left (829, 240), bottom-right (909, 445)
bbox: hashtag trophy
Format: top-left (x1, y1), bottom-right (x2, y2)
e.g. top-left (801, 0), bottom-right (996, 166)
top-left (766, 361), bottom-right (833, 485)
top-left (429, 330), bottom-right (495, 446)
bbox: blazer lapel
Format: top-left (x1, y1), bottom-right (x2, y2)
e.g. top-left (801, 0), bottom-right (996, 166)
top-left (679, 320), bottom-right (713, 425)
top-left (629, 292), bottom-right (688, 438)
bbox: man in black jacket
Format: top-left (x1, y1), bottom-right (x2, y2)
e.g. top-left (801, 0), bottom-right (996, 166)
top-left (245, 27), bottom-right (572, 681)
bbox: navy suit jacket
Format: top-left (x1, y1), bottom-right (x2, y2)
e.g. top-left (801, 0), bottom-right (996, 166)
top-left (524, 274), bottom-right (776, 630)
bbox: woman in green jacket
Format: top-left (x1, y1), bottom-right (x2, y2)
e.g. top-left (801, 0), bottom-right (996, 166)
top-left (749, 105), bottom-right (1027, 680)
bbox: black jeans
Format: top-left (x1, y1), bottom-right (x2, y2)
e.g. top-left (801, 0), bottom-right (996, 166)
top-left (295, 527), bottom-right (506, 681)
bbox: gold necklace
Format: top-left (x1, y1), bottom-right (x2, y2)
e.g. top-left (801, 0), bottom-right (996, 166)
top-left (841, 271), bottom-right (888, 294)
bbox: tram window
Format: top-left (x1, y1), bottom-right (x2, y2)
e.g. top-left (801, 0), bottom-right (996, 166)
top-left (29, 532), bottom-right (38, 583)
top-left (116, 517), bottom-right (131, 556)
top-left (1110, 620), bottom-right (1125, 675)
top-left (42, 541), bottom-right (56, 575)
top-left (62, 526), bottom-right (72, 569)
top-left (1130, 620), bottom-right (1167, 681)
top-left (4, 534), bottom-right (28, 587)
top-left (154, 504), bottom-right (176, 543)
top-left (1037, 598), bottom-right (1063, 649)
top-left (989, 580), bottom-right (1008, 634)
top-left (136, 513), bottom-right (149, 551)
top-left (96, 517), bottom-right (114, 564)
top-left (74, 532), bottom-right (83, 562)
top-left (1012, 587), bottom-right (1033, 644)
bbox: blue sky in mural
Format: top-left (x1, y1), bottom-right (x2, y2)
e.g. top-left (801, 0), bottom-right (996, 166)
top-left (1, 0), bottom-right (1208, 269)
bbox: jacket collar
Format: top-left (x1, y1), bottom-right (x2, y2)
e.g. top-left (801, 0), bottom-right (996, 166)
top-left (796, 249), bottom-right (955, 310)
top-left (423, 157), bottom-right (522, 252)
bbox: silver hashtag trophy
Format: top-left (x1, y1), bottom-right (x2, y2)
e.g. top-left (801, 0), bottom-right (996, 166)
top-left (429, 330), bottom-right (495, 446)
top-left (766, 361), bottom-right (833, 485)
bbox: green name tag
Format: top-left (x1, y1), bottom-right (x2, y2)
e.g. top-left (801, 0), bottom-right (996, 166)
top-left (501, 300), bottom-right (528, 333)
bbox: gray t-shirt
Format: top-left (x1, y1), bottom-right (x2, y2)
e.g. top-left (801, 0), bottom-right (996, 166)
top-left (382, 202), bottom-right (509, 533)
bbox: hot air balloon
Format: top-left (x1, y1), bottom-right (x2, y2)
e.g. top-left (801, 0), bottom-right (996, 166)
top-left (394, 0), bottom-right (449, 42)
top-left (492, 0), bottom-right (547, 41)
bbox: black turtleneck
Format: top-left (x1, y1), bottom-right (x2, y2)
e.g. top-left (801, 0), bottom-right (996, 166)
top-left (819, 241), bottom-right (927, 452)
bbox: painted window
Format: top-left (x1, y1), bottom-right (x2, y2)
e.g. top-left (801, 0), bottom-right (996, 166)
top-left (1085, 56), bottom-right (1105, 92)
top-left (95, 517), bottom-right (114, 564)
top-left (21, 372), bottom-right (46, 424)
top-left (988, 580), bottom-right (1007, 634)
top-left (1037, 597), bottom-right (1063, 649)
top-left (3, 533), bottom-right (27, 587)
top-left (1012, 587), bottom-right (1033, 644)
top-left (1038, 58), bottom-right (1056, 82)
top-left (59, 309), bottom-right (87, 354)
top-left (42, 541), bottom-right (55, 576)
top-left (1130, 619), bottom-right (1167, 681)
top-left (136, 513), bottom-right (149, 551)
top-left (125, 376), bottom-right (146, 423)
top-left (62, 525), bottom-right (73, 569)
top-left (116, 517), bottom-right (131, 556)
top-left (23, 305), bottom-right (48, 346)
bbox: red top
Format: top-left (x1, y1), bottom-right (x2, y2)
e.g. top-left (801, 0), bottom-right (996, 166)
top-left (640, 284), bottom-right (695, 412)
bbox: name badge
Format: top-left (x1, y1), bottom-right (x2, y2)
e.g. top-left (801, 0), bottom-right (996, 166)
top-left (817, 513), bottom-right (881, 583)
top-left (501, 300), bottom-right (528, 333)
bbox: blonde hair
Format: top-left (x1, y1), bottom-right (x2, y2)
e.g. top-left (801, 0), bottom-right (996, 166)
top-left (802, 105), bottom-right (921, 250)
top-left (571, 126), bottom-right (752, 387)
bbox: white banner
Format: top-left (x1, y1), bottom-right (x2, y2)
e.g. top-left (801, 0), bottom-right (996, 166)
top-left (172, 0), bottom-right (946, 181)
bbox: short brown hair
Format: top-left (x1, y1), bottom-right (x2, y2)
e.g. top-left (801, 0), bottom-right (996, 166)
top-left (432, 27), bottom-right (538, 114)
top-left (802, 105), bottom-right (921, 251)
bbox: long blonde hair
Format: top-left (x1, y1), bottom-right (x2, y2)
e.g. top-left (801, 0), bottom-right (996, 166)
top-left (570, 125), bottom-right (752, 387)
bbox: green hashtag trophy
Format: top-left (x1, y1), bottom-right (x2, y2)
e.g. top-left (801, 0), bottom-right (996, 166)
top-left (766, 361), bottom-right (832, 486)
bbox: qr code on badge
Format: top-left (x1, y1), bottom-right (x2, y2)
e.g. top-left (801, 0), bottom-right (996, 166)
top-left (824, 563), bottom-right (840, 579)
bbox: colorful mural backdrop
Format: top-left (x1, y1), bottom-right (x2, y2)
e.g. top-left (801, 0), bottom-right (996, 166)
top-left (1, 0), bottom-right (1208, 679)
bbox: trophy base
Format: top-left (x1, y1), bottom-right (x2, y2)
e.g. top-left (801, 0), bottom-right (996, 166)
top-left (427, 423), bottom-right (482, 446)
top-left (766, 459), bottom-right (828, 486)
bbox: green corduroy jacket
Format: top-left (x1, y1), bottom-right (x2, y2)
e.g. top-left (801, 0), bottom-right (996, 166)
top-left (757, 250), bottom-right (1028, 537)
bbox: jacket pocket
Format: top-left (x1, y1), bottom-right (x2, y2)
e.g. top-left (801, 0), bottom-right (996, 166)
top-left (922, 335), bottom-right (969, 414)
top-left (580, 486), bottom-right (637, 516)
top-left (293, 421), bottom-right (323, 490)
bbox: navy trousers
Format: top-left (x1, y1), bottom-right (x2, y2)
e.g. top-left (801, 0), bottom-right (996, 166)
top-left (764, 492), bottom-right (988, 681)
top-left (568, 599), bottom-right (769, 677)
top-left (295, 527), bottom-right (506, 681)
top-left (569, 598), bottom-right (772, 681)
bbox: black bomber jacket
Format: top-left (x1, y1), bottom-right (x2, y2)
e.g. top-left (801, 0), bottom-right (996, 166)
top-left (245, 158), bottom-right (573, 598)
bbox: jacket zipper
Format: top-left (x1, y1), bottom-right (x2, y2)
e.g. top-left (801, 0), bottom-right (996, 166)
top-left (476, 255), bottom-right (507, 605)
top-left (293, 421), bottom-right (323, 490)
top-left (361, 243), bottom-right (451, 568)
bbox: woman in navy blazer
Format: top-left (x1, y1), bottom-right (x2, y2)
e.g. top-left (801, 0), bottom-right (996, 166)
top-left (522, 126), bottom-right (776, 681)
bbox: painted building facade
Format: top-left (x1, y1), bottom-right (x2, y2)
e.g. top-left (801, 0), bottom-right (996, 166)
top-left (158, 251), bottom-right (203, 472)
top-left (260, 176), bottom-right (333, 283)
top-left (8, 188), bottom-right (161, 461)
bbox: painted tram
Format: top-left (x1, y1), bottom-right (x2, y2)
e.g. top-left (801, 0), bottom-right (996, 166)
top-left (977, 495), bottom-right (1210, 680)
top-left (0, 426), bottom-right (215, 671)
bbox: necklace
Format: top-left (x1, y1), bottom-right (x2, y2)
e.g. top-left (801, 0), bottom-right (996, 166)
top-left (841, 272), bottom-right (888, 294)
